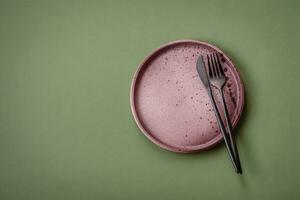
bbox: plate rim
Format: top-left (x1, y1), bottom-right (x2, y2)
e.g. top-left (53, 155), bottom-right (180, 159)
top-left (130, 39), bottom-right (245, 153)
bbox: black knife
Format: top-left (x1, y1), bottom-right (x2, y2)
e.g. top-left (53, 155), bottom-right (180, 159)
top-left (196, 55), bottom-right (240, 173)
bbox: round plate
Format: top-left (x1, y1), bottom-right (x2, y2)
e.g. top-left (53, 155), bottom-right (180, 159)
top-left (130, 40), bottom-right (244, 153)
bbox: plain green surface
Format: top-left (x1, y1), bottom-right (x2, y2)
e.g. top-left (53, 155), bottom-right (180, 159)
top-left (0, 0), bottom-right (299, 199)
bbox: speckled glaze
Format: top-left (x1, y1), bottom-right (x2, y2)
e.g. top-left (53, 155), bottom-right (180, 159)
top-left (130, 40), bottom-right (244, 153)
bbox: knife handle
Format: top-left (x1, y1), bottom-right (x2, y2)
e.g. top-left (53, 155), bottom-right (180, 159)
top-left (208, 89), bottom-right (240, 173)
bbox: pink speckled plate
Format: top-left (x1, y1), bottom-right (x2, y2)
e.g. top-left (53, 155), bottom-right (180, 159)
top-left (130, 40), bottom-right (244, 153)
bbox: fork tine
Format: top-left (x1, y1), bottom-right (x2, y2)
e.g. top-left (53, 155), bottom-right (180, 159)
top-left (207, 54), bottom-right (213, 78)
top-left (209, 54), bottom-right (217, 78)
top-left (216, 53), bottom-right (223, 77)
top-left (211, 53), bottom-right (219, 78)
top-left (215, 53), bottom-right (225, 77)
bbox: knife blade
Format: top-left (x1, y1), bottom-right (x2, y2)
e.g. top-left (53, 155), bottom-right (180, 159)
top-left (196, 56), bottom-right (210, 88)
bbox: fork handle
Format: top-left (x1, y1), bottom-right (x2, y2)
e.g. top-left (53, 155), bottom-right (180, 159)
top-left (207, 89), bottom-right (240, 173)
top-left (220, 90), bottom-right (243, 173)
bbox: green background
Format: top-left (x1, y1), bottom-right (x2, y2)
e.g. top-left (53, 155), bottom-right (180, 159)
top-left (0, 0), bottom-right (299, 199)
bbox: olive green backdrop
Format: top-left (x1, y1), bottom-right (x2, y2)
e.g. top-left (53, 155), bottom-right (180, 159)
top-left (0, 0), bottom-right (299, 199)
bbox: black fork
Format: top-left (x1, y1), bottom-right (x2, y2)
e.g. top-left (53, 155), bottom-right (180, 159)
top-left (207, 53), bottom-right (242, 173)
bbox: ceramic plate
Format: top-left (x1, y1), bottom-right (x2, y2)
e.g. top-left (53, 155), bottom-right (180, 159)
top-left (130, 40), bottom-right (244, 153)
